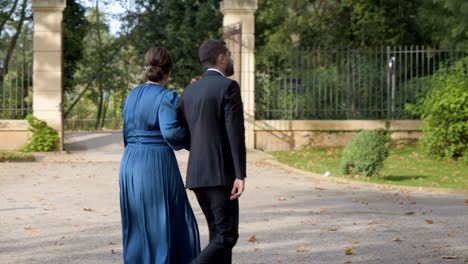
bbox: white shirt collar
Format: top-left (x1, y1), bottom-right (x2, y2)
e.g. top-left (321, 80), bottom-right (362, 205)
top-left (207, 68), bottom-right (225, 77)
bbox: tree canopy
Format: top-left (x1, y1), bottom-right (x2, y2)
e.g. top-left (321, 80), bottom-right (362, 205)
top-left (0, 0), bottom-right (466, 128)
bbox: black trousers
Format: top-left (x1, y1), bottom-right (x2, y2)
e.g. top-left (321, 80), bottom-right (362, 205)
top-left (191, 186), bottom-right (239, 264)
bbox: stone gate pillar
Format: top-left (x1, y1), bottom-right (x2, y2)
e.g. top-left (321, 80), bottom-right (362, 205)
top-left (32, 0), bottom-right (66, 150)
top-left (221, 0), bottom-right (258, 149)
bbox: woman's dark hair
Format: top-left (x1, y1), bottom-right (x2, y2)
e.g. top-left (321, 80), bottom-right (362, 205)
top-left (198, 40), bottom-right (228, 69)
top-left (144, 47), bottom-right (173, 82)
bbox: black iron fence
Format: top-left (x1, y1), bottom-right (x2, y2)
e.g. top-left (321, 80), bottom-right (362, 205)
top-left (255, 46), bottom-right (466, 120)
top-left (0, 61), bottom-right (33, 119)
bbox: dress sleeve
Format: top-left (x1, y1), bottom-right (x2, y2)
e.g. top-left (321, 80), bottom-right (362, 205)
top-left (158, 90), bottom-right (189, 150)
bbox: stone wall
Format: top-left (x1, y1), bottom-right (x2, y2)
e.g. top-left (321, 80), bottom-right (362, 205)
top-left (0, 120), bottom-right (30, 151)
top-left (254, 120), bottom-right (422, 151)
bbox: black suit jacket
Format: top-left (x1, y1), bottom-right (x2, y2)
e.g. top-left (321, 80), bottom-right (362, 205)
top-left (180, 70), bottom-right (246, 189)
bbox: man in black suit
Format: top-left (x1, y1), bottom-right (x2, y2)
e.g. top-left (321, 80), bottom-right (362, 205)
top-left (180, 39), bottom-right (246, 264)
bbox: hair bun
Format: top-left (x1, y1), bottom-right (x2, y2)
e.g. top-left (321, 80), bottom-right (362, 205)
top-left (153, 66), bottom-right (164, 80)
top-left (146, 65), bottom-right (164, 83)
top-left (144, 47), bottom-right (173, 83)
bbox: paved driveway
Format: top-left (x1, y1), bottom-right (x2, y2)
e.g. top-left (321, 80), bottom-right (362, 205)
top-left (0, 132), bottom-right (466, 263)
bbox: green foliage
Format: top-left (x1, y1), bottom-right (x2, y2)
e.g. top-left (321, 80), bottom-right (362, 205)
top-left (463, 151), bottom-right (468, 165)
top-left (341, 0), bottom-right (424, 47)
top-left (340, 130), bottom-right (390, 176)
top-left (417, 0), bottom-right (468, 49)
top-left (65, 6), bottom-right (141, 130)
top-left (23, 115), bottom-right (59, 152)
top-left (406, 57), bottom-right (468, 160)
top-left (255, 0), bottom-right (425, 55)
top-left (63, 0), bottom-right (89, 93)
top-left (64, 0), bottom-right (221, 130)
top-left (127, 0), bottom-right (222, 92)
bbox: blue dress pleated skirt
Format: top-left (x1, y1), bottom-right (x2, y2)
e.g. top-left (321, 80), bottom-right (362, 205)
top-left (119, 84), bottom-right (200, 264)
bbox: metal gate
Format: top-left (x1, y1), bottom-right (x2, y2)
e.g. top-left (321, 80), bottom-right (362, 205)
top-left (255, 46), bottom-right (466, 120)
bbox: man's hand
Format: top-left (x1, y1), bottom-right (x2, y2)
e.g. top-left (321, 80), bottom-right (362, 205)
top-left (230, 178), bottom-right (245, 200)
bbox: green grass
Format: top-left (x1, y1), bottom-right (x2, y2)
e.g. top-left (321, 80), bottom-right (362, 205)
top-left (272, 145), bottom-right (468, 190)
top-left (0, 151), bottom-right (35, 162)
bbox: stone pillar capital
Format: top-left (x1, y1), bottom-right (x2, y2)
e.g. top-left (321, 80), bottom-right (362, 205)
top-left (220, 0), bottom-right (258, 14)
top-left (32, 0), bottom-right (66, 12)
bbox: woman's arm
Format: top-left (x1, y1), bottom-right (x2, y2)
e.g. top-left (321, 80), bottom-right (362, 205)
top-left (158, 91), bottom-right (188, 150)
top-left (122, 97), bottom-right (128, 147)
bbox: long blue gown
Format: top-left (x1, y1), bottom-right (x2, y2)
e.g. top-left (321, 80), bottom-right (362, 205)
top-left (119, 83), bottom-right (200, 264)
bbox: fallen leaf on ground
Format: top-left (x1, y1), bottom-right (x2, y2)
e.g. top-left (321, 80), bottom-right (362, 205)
top-left (24, 227), bottom-right (39, 235)
top-left (254, 161), bottom-right (268, 167)
top-left (344, 261), bottom-right (352, 264)
top-left (410, 202), bottom-right (417, 205)
top-left (248, 235), bottom-right (257, 243)
top-left (253, 248), bottom-right (260, 252)
top-left (83, 208), bottom-right (93, 211)
top-left (464, 199), bottom-right (468, 204)
top-left (328, 228), bottom-right (339, 231)
top-left (345, 248), bottom-right (353, 255)
top-left (441, 256), bottom-right (458, 260)
top-left (426, 219), bottom-right (434, 224)
top-left (351, 199), bottom-right (358, 202)
top-left (405, 212), bottom-right (415, 215)
top-left (447, 232), bottom-right (456, 237)
top-left (391, 237), bottom-right (402, 242)
top-left (111, 249), bottom-right (116, 254)
top-left (315, 187), bottom-right (325, 191)
top-left (278, 197), bottom-right (286, 201)
top-left (296, 246), bottom-right (307, 252)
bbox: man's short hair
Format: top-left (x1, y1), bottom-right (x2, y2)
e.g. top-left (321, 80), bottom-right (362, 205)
top-left (198, 40), bottom-right (228, 69)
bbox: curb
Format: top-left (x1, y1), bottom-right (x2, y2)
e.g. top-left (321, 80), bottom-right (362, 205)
top-left (252, 150), bottom-right (468, 195)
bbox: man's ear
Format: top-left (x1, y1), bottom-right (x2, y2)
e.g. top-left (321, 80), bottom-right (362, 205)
top-left (217, 53), bottom-right (225, 64)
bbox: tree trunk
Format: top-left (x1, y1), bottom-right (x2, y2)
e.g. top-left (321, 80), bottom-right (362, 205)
top-left (3, 0), bottom-right (27, 76)
top-left (0, 0), bottom-right (19, 39)
top-left (94, 0), bottom-right (105, 131)
top-left (95, 86), bottom-right (104, 130)
top-left (100, 90), bottom-right (110, 129)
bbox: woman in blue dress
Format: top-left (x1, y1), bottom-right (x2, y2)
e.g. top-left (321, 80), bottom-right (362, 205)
top-left (119, 47), bottom-right (200, 263)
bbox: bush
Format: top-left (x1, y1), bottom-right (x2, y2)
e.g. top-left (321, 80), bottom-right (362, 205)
top-left (406, 57), bottom-right (468, 160)
top-left (340, 130), bottom-right (389, 176)
top-left (23, 115), bottom-right (59, 152)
